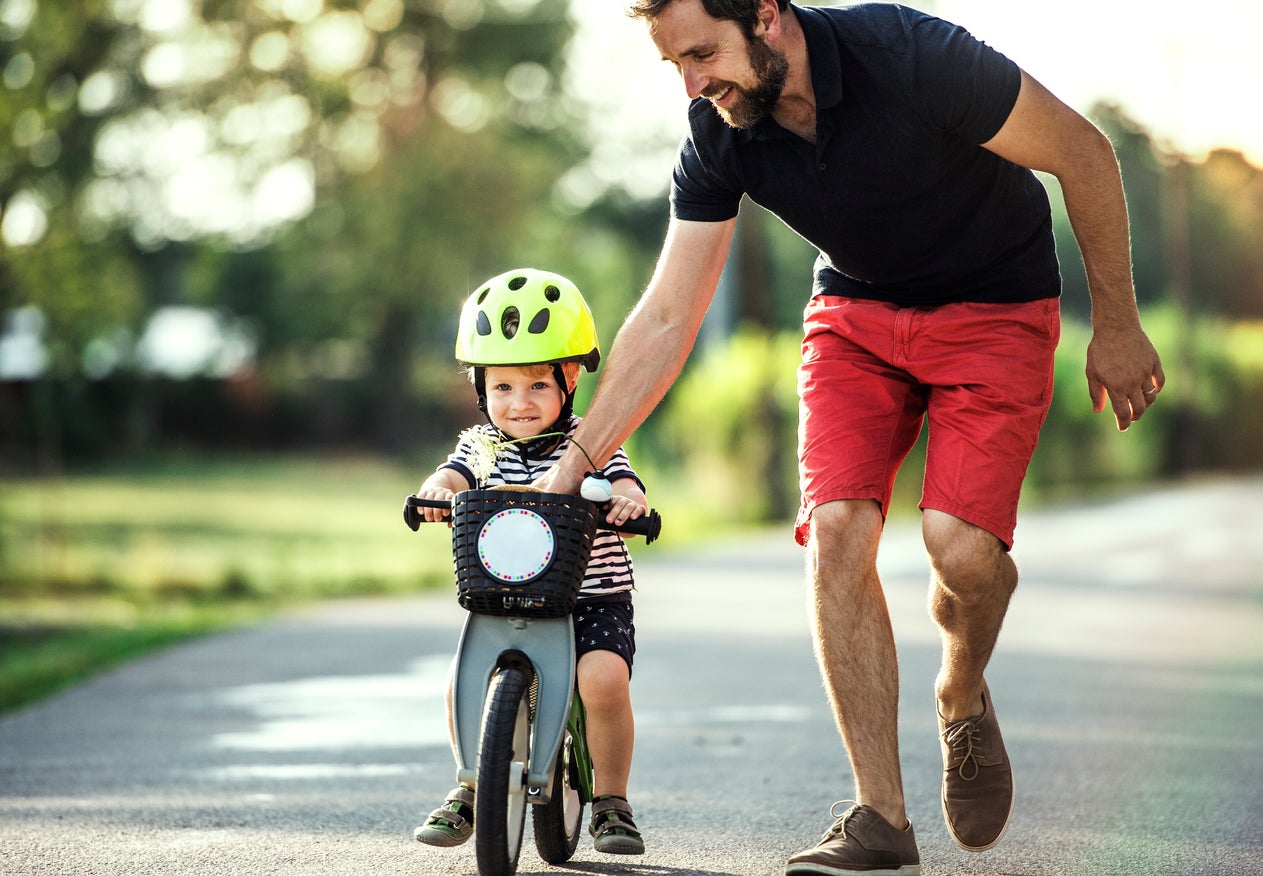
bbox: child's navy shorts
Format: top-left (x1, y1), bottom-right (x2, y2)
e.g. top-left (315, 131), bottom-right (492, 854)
top-left (573, 596), bottom-right (635, 675)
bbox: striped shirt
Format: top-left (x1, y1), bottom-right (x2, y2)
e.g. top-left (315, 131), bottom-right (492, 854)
top-left (438, 416), bottom-right (641, 600)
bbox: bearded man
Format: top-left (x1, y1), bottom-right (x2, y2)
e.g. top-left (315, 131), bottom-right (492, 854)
top-left (536, 3), bottom-right (1165, 873)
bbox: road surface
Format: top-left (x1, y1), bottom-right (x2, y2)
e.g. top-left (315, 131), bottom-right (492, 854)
top-left (2, 477), bottom-right (1260, 875)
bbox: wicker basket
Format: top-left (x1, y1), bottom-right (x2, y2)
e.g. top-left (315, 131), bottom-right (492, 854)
top-left (450, 489), bottom-right (597, 617)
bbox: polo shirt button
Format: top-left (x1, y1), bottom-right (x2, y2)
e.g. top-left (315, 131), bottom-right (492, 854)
top-left (818, 162), bottom-right (827, 171)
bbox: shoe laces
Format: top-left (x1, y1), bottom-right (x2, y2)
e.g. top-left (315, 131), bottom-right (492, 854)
top-left (941, 718), bottom-right (983, 781)
top-left (822, 800), bottom-right (861, 840)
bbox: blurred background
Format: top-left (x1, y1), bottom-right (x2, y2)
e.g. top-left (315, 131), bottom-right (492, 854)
top-left (2, 0), bottom-right (1261, 710)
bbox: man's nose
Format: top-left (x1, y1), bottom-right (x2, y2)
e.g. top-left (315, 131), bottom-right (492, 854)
top-left (682, 65), bottom-right (708, 100)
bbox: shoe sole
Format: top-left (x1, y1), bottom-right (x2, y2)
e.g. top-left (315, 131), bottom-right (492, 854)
top-left (414, 826), bottom-right (472, 848)
top-left (941, 770), bottom-right (1015, 852)
top-left (594, 839), bottom-right (645, 855)
top-left (786, 864), bottom-right (920, 876)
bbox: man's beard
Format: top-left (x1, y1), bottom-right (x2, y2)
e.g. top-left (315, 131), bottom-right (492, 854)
top-left (705, 34), bottom-right (789, 129)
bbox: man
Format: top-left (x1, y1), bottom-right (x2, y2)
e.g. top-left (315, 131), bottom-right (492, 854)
top-left (536, 1), bottom-right (1165, 873)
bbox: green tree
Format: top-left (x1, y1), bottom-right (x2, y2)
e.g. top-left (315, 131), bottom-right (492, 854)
top-left (2, 0), bottom-right (596, 458)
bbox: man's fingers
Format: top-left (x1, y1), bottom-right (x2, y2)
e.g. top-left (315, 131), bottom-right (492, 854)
top-left (1110, 390), bottom-right (1133, 431)
top-left (1088, 375), bottom-right (1108, 414)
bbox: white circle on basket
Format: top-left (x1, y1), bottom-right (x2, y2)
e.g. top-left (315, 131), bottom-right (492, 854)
top-left (477, 508), bottom-right (555, 583)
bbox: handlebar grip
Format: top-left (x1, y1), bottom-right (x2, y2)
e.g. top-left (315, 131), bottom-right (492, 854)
top-left (599, 507), bottom-right (662, 545)
top-left (404, 494), bottom-right (452, 531)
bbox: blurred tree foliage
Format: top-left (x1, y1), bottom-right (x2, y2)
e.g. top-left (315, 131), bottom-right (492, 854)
top-left (1, 0), bottom-right (662, 465)
top-left (2, 1), bottom-right (1261, 516)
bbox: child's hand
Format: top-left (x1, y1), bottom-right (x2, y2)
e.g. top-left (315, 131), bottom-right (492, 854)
top-left (603, 494), bottom-right (647, 534)
top-left (416, 485), bottom-right (456, 524)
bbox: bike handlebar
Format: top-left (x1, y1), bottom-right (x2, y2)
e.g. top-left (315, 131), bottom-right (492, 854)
top-left (404, 493), bottom-right (661, 544)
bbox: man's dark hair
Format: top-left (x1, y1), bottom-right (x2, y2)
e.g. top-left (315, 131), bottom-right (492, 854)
top-left (628, 0), bottom-right (791, 38)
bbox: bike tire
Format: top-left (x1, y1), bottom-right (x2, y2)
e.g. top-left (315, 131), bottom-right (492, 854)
top-left (531, 733), bottom-right (584, 864)
top-left (474, 666), bottom-right (532, 876)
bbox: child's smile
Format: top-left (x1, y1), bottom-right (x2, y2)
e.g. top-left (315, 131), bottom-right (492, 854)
top-left (484, 365), bottom-right (566, 440)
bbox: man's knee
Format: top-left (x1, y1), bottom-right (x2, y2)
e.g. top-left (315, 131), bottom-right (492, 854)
top-left (806, 499), bottom-right (884, 581)
top-left (923, 510), bottom-right (1015, 600)
top-left (809, 499), bottom-right (883, 545)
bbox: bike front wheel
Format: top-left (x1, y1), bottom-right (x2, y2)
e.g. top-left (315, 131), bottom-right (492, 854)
top-left (531, 732), bottom-right (584, 863)
top-left (475, 666), bottom-right (532, 876)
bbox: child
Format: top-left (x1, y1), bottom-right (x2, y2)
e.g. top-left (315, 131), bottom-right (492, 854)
top-left (413, 268), bottom-right (649, 855)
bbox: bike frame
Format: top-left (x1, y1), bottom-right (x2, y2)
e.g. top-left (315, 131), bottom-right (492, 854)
top-left (451, 612), bottom-right (576, 801)
top-left (403, 487), bottom-right (658, 827)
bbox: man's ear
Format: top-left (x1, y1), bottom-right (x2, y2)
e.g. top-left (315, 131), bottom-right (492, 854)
top-left (755, 0), bottom-right (783, 40)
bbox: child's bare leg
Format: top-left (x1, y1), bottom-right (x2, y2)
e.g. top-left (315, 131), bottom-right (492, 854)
top-left (442, 656), bottom-right (460, 765)
top-left (576, 649), bottom-right (633, 797)
top-left (415, 657), bottom-right (475, 847)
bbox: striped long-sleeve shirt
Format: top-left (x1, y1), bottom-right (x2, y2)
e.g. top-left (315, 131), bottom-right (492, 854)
top-left (438, 416), bottom-right (641, 600)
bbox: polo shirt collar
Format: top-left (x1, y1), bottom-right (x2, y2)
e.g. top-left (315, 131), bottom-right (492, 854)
top-left (744, 3), bottom-right (843, 142)
top-left (796, 4), bottom-right (843, 111)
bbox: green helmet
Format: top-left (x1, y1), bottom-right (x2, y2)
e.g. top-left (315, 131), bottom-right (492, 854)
top-left (455, 268), bottom-right (600, 371)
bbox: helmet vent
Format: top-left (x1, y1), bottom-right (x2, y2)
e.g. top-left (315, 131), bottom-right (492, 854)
top-left (528, 308), bottom-right (550, 334)
top-left (476, 287), bottom-right (491, 304)
top-left (507, 275), bottom-right (528, 291)
top-left (544, 284), bottom-right (560, 302)
top-left (475, 310), bottom-right (492, 336)
top-left (501, 306), bottom-right (520, 339)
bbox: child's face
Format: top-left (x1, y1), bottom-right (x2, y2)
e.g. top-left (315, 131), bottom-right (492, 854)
top-left (484, 365), bottom-right (567, 440)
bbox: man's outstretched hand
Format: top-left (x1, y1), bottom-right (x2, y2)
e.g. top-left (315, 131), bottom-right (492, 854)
top-left (1086, 323), bottom-right (1166, 431)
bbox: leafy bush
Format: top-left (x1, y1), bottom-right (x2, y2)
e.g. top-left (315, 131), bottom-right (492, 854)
top-left (639, 308), bottom-right (1263, 524)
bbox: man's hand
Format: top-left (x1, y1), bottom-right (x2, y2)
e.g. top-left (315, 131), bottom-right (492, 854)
top-left (1086, 323), bottom-right (1166, 431)
top-left (531, 458), bottom-right (584, 497)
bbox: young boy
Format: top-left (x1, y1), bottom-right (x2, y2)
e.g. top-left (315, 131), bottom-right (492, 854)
top-left (413, 268), bottom-right (649, 855)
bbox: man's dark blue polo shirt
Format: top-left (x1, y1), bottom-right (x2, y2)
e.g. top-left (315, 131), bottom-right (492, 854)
top-left (669, 3), bottom-right (1062, 307)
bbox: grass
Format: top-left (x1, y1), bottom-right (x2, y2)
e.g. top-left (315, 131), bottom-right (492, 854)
top-left (0, 601), bottom-right (266, 712)
top-left (0, 452), bottom-right (460, 714)
top-left (0, 454), bottom-right (454, 600)
top-left (0, 451), bottom-right (745, 715)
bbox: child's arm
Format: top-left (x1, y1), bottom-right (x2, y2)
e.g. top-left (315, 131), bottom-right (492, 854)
top-left (415, 467), bottom-right (468, 523)
top-left (602, 475), bottom-right (648, 535)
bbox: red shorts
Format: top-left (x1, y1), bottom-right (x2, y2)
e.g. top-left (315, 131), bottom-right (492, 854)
top-left (795, 296), bottom-right (1060, 549)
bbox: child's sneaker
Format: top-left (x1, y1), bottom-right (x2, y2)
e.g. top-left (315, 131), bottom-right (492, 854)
top-left (589, 795), bottom-right (644, 855)
top-left (414, 784), bottom-right (475, 847)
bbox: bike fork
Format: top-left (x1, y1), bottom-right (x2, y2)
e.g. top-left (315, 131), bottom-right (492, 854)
top-left (451, 613), bottom-right (576, 798)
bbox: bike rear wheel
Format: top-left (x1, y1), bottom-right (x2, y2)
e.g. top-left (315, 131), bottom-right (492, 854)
top-left (531, 732), bottom-right (584, 863)
top-left (475, 666), bottom-right (532, 876)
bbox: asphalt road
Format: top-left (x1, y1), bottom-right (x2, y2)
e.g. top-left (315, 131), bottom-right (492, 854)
top-left (2, 477), bottom-right (1261, 876)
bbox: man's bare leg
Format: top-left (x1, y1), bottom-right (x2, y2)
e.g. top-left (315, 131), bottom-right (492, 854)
top-left (923, 508), bottom-right (1018, 852)
top-left (805, 499), bottom-right (907, 829)
top-left (922, 509), bottom-right (1017, 720)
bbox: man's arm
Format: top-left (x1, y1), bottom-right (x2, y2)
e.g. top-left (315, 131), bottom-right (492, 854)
top-left (982, 70), bottom-right (1165, 431)
top-left (536, 216), bottom-right (737, 494)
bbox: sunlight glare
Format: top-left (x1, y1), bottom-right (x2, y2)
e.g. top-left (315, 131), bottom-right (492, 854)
top-left (301, 10), bottom-right (373, 79)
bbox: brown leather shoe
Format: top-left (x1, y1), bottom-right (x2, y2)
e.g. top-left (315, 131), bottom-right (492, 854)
top-left (938, 684), bottom-right (1014, 851)
top-left (785, 803), bottom-right (920, 875)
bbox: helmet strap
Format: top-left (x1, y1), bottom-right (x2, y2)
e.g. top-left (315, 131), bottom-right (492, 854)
top-left (472, 366), bottom-right (489, 416)
top-left (552, 362), bottom-right (577, 423)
